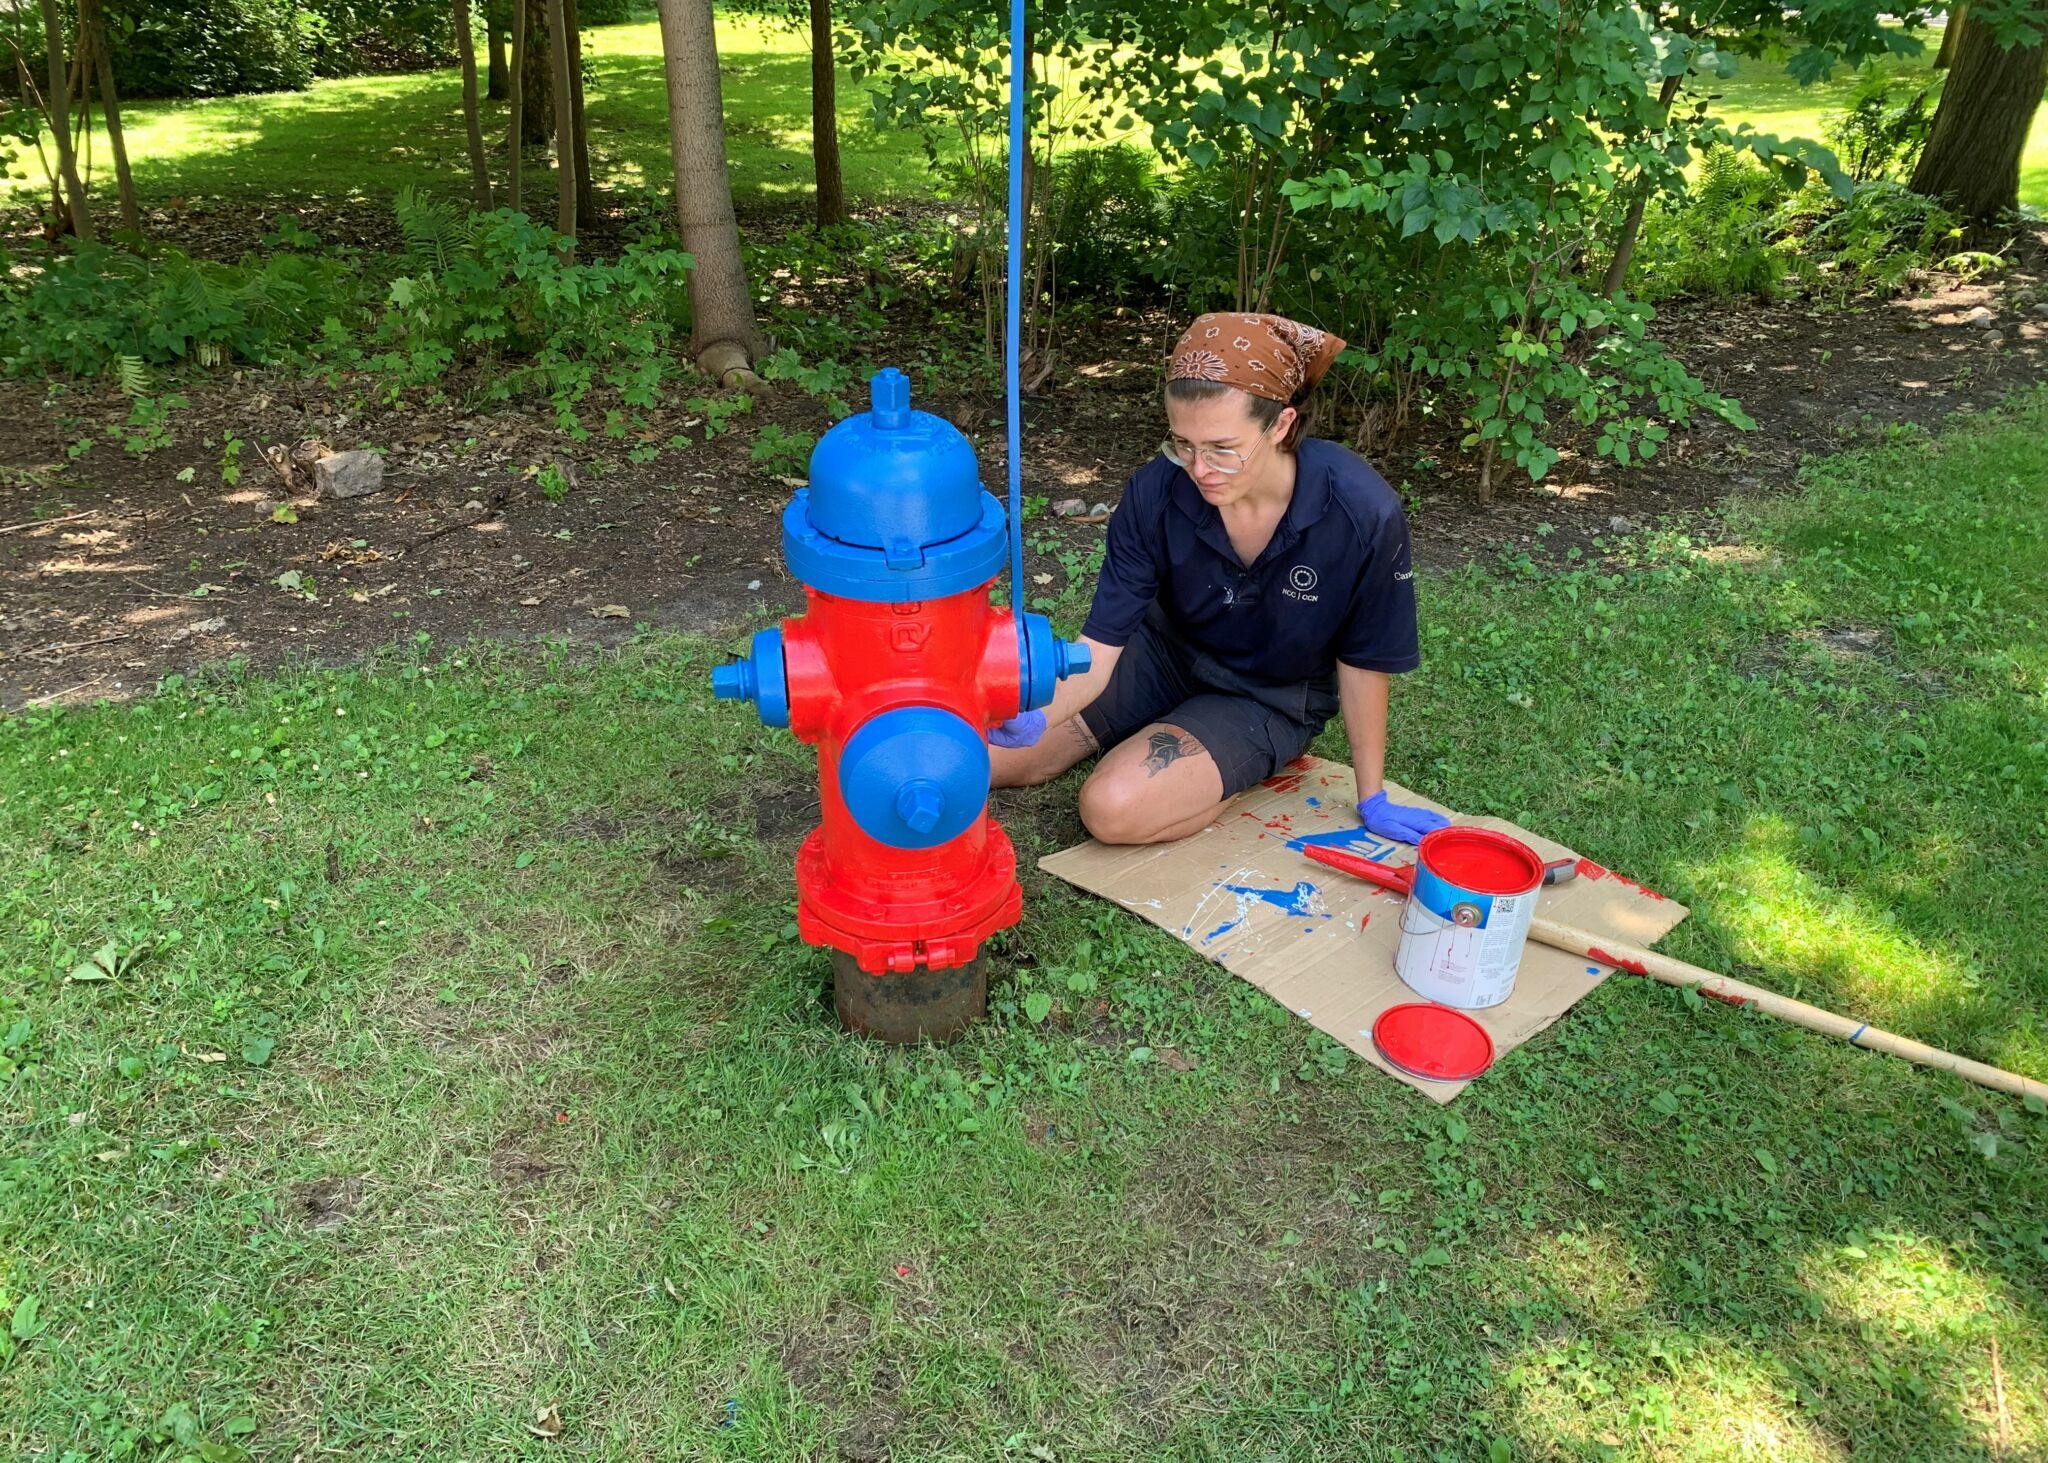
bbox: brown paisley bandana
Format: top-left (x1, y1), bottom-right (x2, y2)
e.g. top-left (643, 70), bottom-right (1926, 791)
top-left (1165, 312), bottom-right (1347, 403)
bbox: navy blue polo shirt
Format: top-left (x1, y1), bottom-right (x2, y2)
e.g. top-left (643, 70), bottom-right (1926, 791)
top-left (1080, 438), bottom-right (1420, 687)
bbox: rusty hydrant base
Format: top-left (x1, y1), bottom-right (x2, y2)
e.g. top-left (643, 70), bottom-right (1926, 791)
top-left (831, 951), bottom-right (988, 1044)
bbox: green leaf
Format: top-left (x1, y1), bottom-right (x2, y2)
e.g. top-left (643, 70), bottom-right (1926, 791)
top-left (514, 851), bottom-right (536, 869)
top-left (242, 1036), bottom-right (276, 1067)
top-left (1022, 991), bottom-right (1053, 1024)
top-left (1754, 1147), bottom-right (1779, 1175)
top-left (1649, 1090), bottom-right (1680, 1116)
top-left (10, 1294), bottom-right (45, 1341)
top-left (1411, 1245), bottom-right (1452, 1269)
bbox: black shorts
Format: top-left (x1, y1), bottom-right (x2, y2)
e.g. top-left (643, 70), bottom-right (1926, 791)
top-left (1079, 608), bottom-right (1340, 798)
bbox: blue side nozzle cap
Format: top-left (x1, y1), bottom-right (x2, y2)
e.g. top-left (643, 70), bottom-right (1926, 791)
top-left (838, 706), bottom-right (988, 850)
top-left (1017, 614), bottom-right (1091, 712)
top-left (707, 627), bottom-right (789, 728)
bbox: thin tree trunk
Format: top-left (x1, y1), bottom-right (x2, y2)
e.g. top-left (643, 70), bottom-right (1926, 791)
top-left (1600, 70), bottom-right (1687, 299)
top-left (454, 0), bottom-right (493, 209)
top-left (564, 0), bottom-right (593, 221)
top-left (82, 0), bottom-right (138, 234)
top-left (809, 0), bottom-right (844, 226)
top-left (1935, 5), bottom-right (1964, 69)
top-left (655, 0), bottom-right (760, 383)
top-left (1910, 10), bottom-right (2048, 224)
top-left (507, 0), bottom-right (525, 210)
top-left (546, 0), bottom-right (575, 248)
top-left (487, 15), bottom-right (509, 98)
top-left (519, 0), bottom-right (553, 144)
top-left (38, 0), bottom-right (92, 242)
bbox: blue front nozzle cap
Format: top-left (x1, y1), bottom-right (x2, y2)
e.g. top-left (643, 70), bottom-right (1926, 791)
top-left (711, 659), bottom-right (753, 702)
top-left (1059, 639), bottom-right (1092, 677)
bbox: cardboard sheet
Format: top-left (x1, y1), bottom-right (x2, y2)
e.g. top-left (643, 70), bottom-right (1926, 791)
top-left (1039, 756), bottom-right (1690, 1101)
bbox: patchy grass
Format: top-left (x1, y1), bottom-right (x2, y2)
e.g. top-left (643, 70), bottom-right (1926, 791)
top-left (3, 398), bottom-right (2047, 1460)
top-left (5, 17), bottom-right (2042, 216)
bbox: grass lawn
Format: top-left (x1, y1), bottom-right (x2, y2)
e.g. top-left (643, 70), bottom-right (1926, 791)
top-left (4, 390), bottom-right (2045, 1459)
top-left (5, 17), bottom-right (2043, 216)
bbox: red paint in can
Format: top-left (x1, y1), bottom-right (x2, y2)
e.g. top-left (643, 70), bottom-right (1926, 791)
top-left (1394, 827), bottom-right (1545, 1009)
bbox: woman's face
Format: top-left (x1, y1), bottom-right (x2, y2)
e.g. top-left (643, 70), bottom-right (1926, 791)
top-left (1163, 390), bottom-right (1293, 506)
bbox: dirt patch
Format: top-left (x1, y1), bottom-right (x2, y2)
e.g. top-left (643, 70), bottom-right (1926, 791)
top-left (836, 1404), bottom-right (903, 1463)
top-left (752, 783), bottom-right (822, 844)
top-left (491, 1148), bottom-right (560, 1193)
top-left (293, 1174), bottom-right (364, 1228)
top-left (3, 233), bottom-right (2042, 709)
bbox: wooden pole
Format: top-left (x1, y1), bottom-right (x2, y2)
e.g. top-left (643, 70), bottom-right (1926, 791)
top-left (1298, 843), bottom-right (2048, 1105)
top-left (1530, 916), bottom-right (2048, 1105)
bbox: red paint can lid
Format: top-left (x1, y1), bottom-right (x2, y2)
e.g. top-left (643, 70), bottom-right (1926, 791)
top-left (1371, 1002), bottom-right (1496, 1083)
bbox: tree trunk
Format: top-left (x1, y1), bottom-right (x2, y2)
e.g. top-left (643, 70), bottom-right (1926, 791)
top-left (487, 14), bottom-right (509, 99)
top-left (1935, 5), bottom-right (1964, 69)
top-left (1910, 10), bottom-right (2048, 224)
top-left (1600, 70), bottom-right (1687, 298)
top-left (507, 0), bottom-right (525, 210)
top-left (82, 0), bottom-right (138, 234)
top-left (564, 0), bottom-right (594, 221)
top-left (455, 0), bottom-right (493, 209)
top-left (655, 0), bottom-right (760, 383)
top-left (809, 0), bottom-right (844, 226)
top-left (519, 0), bottom-right (553, 145)
top-left (39, 0), bottom-right (92, 242)
top-left (546, 0), bottom-right (575, 248)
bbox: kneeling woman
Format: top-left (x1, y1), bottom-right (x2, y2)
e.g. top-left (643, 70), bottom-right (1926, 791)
top-left (990, 312), bottom-right (1446, 847)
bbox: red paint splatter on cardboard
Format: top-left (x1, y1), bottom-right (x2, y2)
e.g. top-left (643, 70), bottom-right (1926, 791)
top-left (1574, 858), bottom-right (1668, 901)
top-left (1263, 774), bottom-right (1305, 793)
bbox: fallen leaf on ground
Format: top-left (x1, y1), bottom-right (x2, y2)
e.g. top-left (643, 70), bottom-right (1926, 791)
top-left (591, 604), bottom-right (629, 619)
top-left (527, 1404), bottom-right (563, 1439)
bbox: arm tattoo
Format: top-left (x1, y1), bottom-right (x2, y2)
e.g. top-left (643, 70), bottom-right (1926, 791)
top-left (1141, 728), bottom-right (1204, 777)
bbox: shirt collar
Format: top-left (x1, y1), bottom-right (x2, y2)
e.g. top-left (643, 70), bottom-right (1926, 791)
top-left (1165, 439), bottom-right (1336, 566)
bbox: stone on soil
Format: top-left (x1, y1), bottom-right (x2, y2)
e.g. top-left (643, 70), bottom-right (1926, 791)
top-left (314, 450), bottom-right (384, 499)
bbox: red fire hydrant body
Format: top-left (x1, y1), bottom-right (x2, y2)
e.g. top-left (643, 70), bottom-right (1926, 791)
top-left (711, 369), bottom-right (1087, 1038)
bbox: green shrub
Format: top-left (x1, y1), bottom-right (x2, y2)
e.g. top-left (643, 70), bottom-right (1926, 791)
top-left (1828, 66), bottom-right (1939, 184)
top-left (105, 0), bottom-right (313, 98)
top-left (1043, 145), bottom-right (1167, 301)
top-left (2, 193), bottom-right (694, 433)
top-left (353, 189), bottom-right (695, 426)
top-left (0, 242), bottom-right (359, 375)
top-left (1633, 150), bottom-right (1800, 302)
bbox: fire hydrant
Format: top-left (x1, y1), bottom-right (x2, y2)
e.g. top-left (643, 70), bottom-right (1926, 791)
top-left (711, 368), bottom-right (1089, 1041)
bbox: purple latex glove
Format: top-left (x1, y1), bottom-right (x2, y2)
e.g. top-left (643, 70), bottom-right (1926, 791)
top-left (1357, 790), bottom-right (1450, 845)
top-left (988, 709), bottom-right (1047, 748)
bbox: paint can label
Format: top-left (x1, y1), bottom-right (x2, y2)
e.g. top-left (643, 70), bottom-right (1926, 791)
top-left (1394, 859), bottom-right (1536, 1009)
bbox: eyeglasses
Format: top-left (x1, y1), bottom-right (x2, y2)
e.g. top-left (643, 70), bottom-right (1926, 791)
top-left (1161, 435), bottom-right (1265, 476)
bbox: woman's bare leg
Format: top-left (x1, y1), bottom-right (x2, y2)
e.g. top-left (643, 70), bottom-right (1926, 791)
top-left (1076, 723), bottom-right (1235, 845)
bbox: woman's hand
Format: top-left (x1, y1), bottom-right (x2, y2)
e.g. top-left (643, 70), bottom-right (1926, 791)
top-left (1356, 789), bottom-right (1449, 844)
top-left (988, 710), bottom-right (1047, 748)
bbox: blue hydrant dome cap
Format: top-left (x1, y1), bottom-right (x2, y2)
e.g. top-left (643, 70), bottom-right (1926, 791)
top-left (804, 368), bottom-right (984, 552)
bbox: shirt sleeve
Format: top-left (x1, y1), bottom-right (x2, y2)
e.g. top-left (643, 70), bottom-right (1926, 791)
top-left (1079, 470), bottom-right (1163, 647)
top-left (1334, 504), bottom-right (1421, 673)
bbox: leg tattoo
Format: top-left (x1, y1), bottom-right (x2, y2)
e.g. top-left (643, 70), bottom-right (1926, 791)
top-left (1064, 716), bottom-right (1101, 756)
top-left (1141, 728), bottom-right (1204, 777)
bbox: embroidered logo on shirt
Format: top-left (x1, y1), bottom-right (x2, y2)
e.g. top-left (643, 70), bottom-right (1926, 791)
top-left (1283, 564), bottom-right (1320, 602)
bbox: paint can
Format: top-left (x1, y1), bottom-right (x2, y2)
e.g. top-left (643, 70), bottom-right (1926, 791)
top-left (1393, 827), bottom-right (1544, 1009)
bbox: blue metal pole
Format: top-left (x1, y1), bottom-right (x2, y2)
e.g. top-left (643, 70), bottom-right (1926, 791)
top-left (1004, 0), bottom-right (1026, 617)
